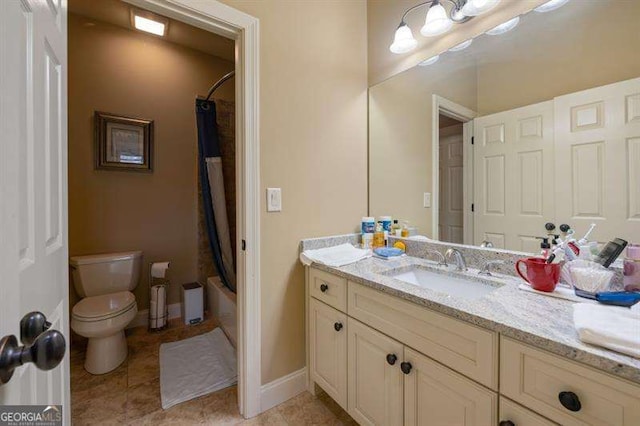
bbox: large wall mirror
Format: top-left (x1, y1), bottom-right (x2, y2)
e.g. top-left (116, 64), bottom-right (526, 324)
top-left (369, 0), bottom-right (640, 253)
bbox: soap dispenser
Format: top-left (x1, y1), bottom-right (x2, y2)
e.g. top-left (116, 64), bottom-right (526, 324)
top-left (536, 237), bottom-right (551, 258)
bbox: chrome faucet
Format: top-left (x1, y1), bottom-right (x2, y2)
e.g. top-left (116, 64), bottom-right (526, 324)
top-left (478, 260), bottom-right (505, 276)
top-left (424, 249), bottom-right (447, 268)
top-left (444, 248), bottom-right (467, 271)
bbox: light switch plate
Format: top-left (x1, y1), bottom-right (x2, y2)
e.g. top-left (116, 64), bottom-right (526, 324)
top-left (267, 188), bottom-right (282, 212)
top-left (423, 192), bottom-right (431, 208)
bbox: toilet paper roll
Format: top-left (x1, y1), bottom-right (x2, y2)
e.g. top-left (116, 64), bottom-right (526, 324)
top-left (151, 261), bottom-right (170, 278)
top-left (150, 286), bottom-right (166, 318)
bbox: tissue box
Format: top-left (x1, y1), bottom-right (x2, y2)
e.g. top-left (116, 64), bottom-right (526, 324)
top-left (181, 282), bottom-right (203, 325)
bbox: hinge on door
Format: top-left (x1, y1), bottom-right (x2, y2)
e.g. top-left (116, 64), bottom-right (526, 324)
top-left (471, 203), bottom-right (475, 212)
top-left (471, 136), bottom-right (475, 145)
top-left (241, 240), bottom-right (246, 251)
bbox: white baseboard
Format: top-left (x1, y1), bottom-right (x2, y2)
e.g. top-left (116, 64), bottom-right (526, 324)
top-left (128, 302), bottom-right (182, 329)
top-left (260, 367), bottom-right (307, 413)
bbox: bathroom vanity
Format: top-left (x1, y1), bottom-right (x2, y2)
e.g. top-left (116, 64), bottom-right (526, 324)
top-left (303, 238), bottom-right (640, 426)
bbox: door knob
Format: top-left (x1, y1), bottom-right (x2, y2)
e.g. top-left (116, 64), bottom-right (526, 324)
top-left (558, 391), bottom-right (581, 412)
top-left (0, 329), bottom-right (66, 385)
top-left (499, 421), bottom-right (515, 426)
top-left (386, 354), bottom-right (397, 365)
top-left (400, 361), bottom-right (412, 374)
top-left (333, 322), bottom-right (343, 332)
top-left (320, 283), bottom-right (329, 293)
top-left (20, 311), bottom-right (51, 345)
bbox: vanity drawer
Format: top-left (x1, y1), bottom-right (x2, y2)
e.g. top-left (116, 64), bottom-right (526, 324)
top-left (309, 267), bottom-right (347, 312)
top-left (347, 281), bottom-right (498, 389)
top-left (500, 337), bottom-right (640, 426)
top-left (500, 397), bottom-right (557, 426)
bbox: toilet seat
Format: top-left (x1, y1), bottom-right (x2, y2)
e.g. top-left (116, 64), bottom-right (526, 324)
top-left (72, 291), bottom-right (136, 322)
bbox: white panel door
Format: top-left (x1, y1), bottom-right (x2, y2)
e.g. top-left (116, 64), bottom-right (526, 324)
top-left (554, 77), bottom-right (640, 244)
top-left (473, 101), bottom-right (554, 252)
top-left (0, 0), bottom-right (69, 421)
top-left (403, 347), bottom-right (497, 426)
top-left (439, 125), bottom-right (464, 244)
top-left (309, 298), bottom-right (348, 409)
top-left (347, 318), bottom-right (403, 426)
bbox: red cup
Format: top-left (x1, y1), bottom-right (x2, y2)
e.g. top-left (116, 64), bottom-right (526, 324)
top-left (515, 257), bottom-right (560, 292)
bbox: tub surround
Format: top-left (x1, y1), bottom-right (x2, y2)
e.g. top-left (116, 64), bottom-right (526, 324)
top-left (300, 235), bottom-right (640, 385)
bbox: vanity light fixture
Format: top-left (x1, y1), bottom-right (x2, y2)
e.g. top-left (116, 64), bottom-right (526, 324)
top-left (418, 55), bottom-right (440, 66)
top-left (390, 23), bottom-right (419, 54)
top-left (461, 0), bottom-right (500, 17)
top-left (486, 16), bottom-right (520, 35)
top-left (131, 9), bottom-right (168, 36)
top-left (448, 38), bottom-right (473, 52)
top-left (534, 0), bottom-right (570, 13)
top-left (389, 0), bottom-right (500, 54)
top-left (421, 2), bottom-right (453, 37)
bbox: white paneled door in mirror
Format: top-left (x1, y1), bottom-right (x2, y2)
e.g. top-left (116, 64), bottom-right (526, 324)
top-left (473, 101), bottom-right (554, 252)
top-left (555, 77), bottom-right (640, 244)
top-left (0, 0), bottom-right (70, 420)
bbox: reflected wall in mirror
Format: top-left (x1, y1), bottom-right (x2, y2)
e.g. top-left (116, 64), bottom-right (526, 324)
top-left (369, 0), bottom-right (640, 253)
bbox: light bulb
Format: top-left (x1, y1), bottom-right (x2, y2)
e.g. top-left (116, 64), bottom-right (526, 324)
top-left (461, 0), bottom-right (500, 16)
top-left (390, 23), bottom-right (418, 54)
top-left (449, 39), bottom-right (473, 52)
top-left (420, 3), bottom-right (453, 37)
top-left (418, 55), bottom-right (440, 66)
top-left (534, 0), bottom-right (570, 13)
top-left (486, 16), bottom-right (519, 35)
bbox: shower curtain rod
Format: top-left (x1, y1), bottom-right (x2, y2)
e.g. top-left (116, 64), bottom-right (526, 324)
top-left (204, 70), bottom-right (236, 101)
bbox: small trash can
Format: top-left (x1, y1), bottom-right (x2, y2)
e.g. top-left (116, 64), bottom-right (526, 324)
top-left (181, 282), bottom-right (204, 325)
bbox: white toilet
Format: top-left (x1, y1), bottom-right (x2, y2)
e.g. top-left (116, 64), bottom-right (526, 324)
top-left (70, 251), bottom-right (142, 374)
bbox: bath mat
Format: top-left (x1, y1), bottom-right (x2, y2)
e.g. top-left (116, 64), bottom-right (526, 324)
top-left (160, 327), bottom-right (237, 409)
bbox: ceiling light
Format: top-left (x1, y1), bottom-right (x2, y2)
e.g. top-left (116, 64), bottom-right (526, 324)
top-left (421, 2), bottom-right (453, 37)
top-left (462, 0), bottom-right (501, 17)
top-left (449, 39), bottom-right (473, 52)
top-left (389, 23), bottom-right (418, 54)
top-left (534, 0), bottom-right (570, 13)
top-left (486, 16), bottom-right (520, 35)
top-left (132, 11), bottom-right (167, 36)
top-left (419, 55), bottom-right (440, 66)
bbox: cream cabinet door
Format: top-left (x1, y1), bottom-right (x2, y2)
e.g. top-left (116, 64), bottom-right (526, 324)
top-left (403, 347), bottom-right (497, 426)
top-left (348, 318), bottom-right (404, 426)
top-left (309, 298), bottom-right (348, 409)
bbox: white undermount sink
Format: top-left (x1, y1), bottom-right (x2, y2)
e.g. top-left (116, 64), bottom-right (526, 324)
top-left (389, 266), bottom-right (501, 300)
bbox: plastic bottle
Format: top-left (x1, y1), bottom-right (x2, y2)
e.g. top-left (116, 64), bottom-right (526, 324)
top-left (401, 221), bottom-right (410, 238)
top-left (391, 220), bottom-right (401, 237)
top-left (373, 222), bottom-right (385, 248)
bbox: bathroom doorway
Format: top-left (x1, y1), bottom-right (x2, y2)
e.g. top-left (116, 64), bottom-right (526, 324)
top-left (438, 114), bottom-right (465, 244)
top-left (431, 95), bottom-right (476, 244)
top-left (66, 0), bottom-right (261, 420)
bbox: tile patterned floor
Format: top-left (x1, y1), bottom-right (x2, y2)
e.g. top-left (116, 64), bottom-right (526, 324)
top-left (70, 318), bottom-right (356, 425)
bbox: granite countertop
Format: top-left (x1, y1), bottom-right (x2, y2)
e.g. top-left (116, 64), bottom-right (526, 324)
top-left (309, 254), bottom-right (640, 385)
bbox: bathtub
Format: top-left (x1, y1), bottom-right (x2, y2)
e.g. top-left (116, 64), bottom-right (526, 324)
top-left (206, 276), bottom-right (237, 347)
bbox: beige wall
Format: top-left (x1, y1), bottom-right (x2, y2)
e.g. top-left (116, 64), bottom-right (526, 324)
top-left (218, 0), bottom-right (369, 384)
top-left (68, 14), bottom-right (234, 310)
top-left (367, 0), bottom-right (547, 86)
top-left (369, 59), bottom-right (476, 235)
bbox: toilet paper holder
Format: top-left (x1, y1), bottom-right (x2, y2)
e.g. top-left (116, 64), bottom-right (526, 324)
top-left (148, 262), bottom-right (170, 332)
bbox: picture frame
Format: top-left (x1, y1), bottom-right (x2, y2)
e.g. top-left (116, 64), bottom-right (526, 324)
top-left (94, 111), bottom-right (154, 172)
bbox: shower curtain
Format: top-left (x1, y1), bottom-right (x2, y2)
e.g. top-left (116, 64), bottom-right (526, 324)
top-left (196, 99), bottom-right (236, 292)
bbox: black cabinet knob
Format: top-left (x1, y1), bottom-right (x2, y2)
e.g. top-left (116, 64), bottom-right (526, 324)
top-left (499, 421), bottom-right (515, 426)
top-left (320, 283), bottom-right (328, 293)
top-left (558, 391), bottom-right (581, 412)
top-left (386, 354), bottom-right (397, 365)
top-left (334, 322), bottom-right (343, 332)
top-left (400, 361), bottom-right (412, 374)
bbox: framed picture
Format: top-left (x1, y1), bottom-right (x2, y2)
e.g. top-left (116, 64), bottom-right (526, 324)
top-left (94, 111), bottom-right (154, 172)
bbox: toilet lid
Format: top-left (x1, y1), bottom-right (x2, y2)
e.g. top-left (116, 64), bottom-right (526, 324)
top-left (73, 291), bottom-right (136, 320)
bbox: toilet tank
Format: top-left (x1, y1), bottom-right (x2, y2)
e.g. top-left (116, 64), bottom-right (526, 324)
top-left (70, 251), bottom-right (143, 297)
